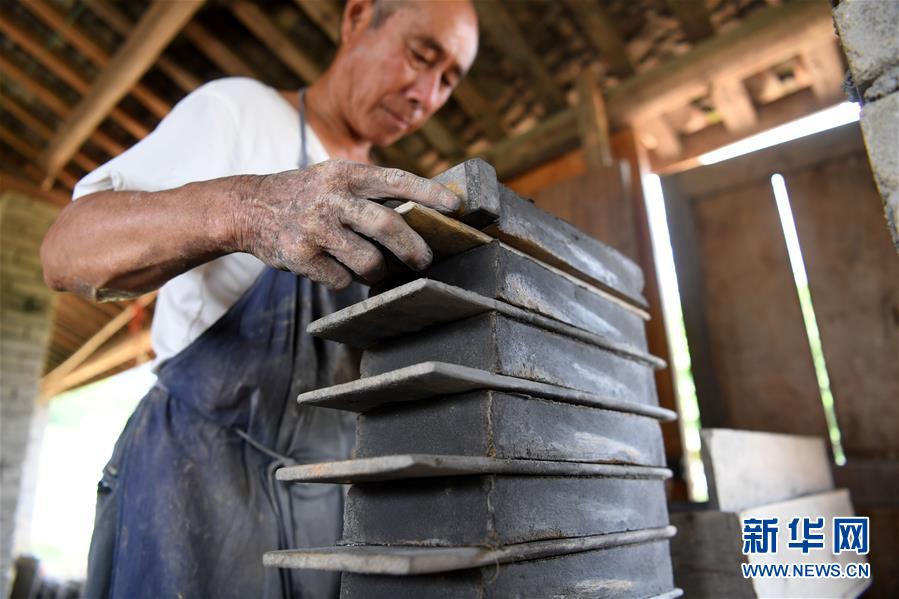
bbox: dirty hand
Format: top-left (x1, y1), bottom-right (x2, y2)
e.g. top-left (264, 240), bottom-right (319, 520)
top-left (235, 160), bottom-right (461, 289)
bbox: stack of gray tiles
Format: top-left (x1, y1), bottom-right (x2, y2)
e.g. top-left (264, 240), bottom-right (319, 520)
top-left (264, 160), bottom-right (682, 598)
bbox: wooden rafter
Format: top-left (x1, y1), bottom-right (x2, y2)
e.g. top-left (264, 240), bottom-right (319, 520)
top-left (231, 1), bottom-right (322, 83)
top-left (0, 54), bottom-right (125, 157)
top-left (294, 0), bottom-right (342, 42)
top-left (0, 14), bottom-right (150, 139)
top-left (86, 0), bottom-right (202, 93)
top-left (564, 0), bottom-right (634, 77)
top-left (2, 96), bottom-right (98, 172)
top-left (182, 22), bottom-right (257, 79)
top-left (710, 77), bottom-right (758, 134)
top-left (476, 1), bottom-right (565, 111)
top-left (40, 292), bottom-right (156, 399)
top-left (40, 328), bottom-right (153, 401)
top-left (25, 0), bottom-right (172, 118)
top-left (39, 0), bottom-right (204, 178)
top-left (0, 123), bottom-right (81, 189)
top-left (666, 0), bottom-right (714, 43)
top-left (451, 82), bottom-right (507, 142)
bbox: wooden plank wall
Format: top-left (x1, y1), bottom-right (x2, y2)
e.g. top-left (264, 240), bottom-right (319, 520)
top-left (661, 161), bottom-right (827, 437)
top-left (663, 123), bottom-right (899, 598)
top-left (786, 150), bottom-right (899, 457)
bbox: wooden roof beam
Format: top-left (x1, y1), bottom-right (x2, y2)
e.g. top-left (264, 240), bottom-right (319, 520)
top-left (182, 22), bottom-right (257, 79)
top-left (575, 69), bottom-right (614, 168)
top-left (666, 0), bottom-right (714, 43)
top-left (476, 2), bottom-right (566, 111)
top-left (0, 55), bottom-right (125, 157)
top-left (610, 0), bottom-right (835, 126)
top-left (40, 328), bottom-right (153, 401)
top-left (650, 86), bottom-right (845, 173)
top-left (639, 116), bottom-right (682, 159)
top-left (231, 1), bottom-right (322, 83)
top-left (294, 0), bottom-right (342, 42)
top-left (477, 0), bottom-right (836, 179)
top-left (40, 293), bottom-right (156, 399)
top-left (86, 0), bottom-right (202, 93)
top-left (801, 39), bottom-right (846, 101)
top-left (40, 0), bottom-right (204, 179)
top-left (2, 96), bottom-right (99, 172)
top-left (710, 77), bottom-right (758, 134)
top-left (0, 104), bottom-right (91, 183)
top-left (25, 0), bottom-right (172, 118)
top-left (564, 0), bottom-right (634, 77)
top-left (0, 15), bottom-right (150, 139)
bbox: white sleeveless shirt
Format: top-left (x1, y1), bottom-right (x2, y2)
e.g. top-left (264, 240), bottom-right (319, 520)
top-left (73, 78), bottom-right (329, 366)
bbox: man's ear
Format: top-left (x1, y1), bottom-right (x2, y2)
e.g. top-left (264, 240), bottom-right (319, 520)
top-left (341, 0), bottom-right (375, 47)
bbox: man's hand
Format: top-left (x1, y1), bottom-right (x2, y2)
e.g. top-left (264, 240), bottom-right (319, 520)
top-left (235, 160), bottom-right (461, 289)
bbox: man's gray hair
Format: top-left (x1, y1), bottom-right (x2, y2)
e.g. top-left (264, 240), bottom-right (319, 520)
top-left (370, 0), bottom-right (409, 28)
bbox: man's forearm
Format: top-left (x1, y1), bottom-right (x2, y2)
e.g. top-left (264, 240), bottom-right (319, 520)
top-left (41, 175), bottom-right (249, 301)
top-left (41, 161), bottom-right (461, 301)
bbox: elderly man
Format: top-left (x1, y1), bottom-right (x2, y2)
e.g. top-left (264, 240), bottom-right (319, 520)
top-left (40, 0), bottom-right (479, 597)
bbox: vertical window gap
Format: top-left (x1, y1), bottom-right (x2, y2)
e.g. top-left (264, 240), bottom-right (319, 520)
top-left (643, 174), bottom-right (708, 502)
top-left (770, 173), bottom-right (846, 465)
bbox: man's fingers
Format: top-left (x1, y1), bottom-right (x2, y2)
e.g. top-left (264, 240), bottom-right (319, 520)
top-left (340, 200), bottom-right (433, 271)
top-left (322, 227), bottom-right (387, 285)
top-left (305, 253), bottom-right (354, 290)
top-left (347, 164), bottom-right (461, 214)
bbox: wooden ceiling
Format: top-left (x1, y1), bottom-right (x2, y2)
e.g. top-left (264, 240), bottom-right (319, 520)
top-left (0, 0), bottom-right (846, 394)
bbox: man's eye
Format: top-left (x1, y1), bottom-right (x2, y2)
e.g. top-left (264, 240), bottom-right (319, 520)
top-left (411, 50), bottom-right (428, 65)
top-left (441, 75), bottom-right (453, 88)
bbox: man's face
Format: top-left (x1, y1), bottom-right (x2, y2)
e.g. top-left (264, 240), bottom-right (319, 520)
top-left (337, 0), bottom-right (479, 146)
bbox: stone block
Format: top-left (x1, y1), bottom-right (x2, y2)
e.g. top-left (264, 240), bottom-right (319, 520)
top-left (433, 159), bottom-right (501, 228)
top-left (360, 312), bottom-right (658, 406)
top-left (339, 538), bottom-right (677, 598)
top-left (377, 241), bottom-right (649, 350)
top-left (312, 279), bottom-right (657, 366)
top-left (491, 185), bottom-right (646, 306)
top-left (833, 0), bottom-right (899, 90)
top-left (859, 92), bottom-right (899, 246)
top-left (671, 490), bottom-right (869, 598)
top-left (265, 526), bottom-right (675, 574)
top-left (276, 454), bottom-right (671, 485)
top-left (342, 474), bottom-right (669, 546)
top-left (354, 390), bottom-right (666, 467)
top-left (431, 161), bottom-right (645, 306)
top-left (297, 361), bottom-right (676, 421)
top-left (701, 429), bottom-right (834, 512)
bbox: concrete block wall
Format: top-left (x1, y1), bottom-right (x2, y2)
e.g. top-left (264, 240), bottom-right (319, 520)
top-left (833, 0), bottom-right (899, 249)
top-left (0, 191), bottom-right (58, 592)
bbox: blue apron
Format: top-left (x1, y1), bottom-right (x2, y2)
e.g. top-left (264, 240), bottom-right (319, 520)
top-left (84, 270), bottom-right (366, 598)
top-left (84, 88), bottom-right (367, 598)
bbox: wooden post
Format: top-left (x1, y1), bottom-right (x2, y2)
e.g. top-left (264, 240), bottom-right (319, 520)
top-left (575, 70), bottom-right (614, 169)
top-left (612, 128), bottom-right (686, 500)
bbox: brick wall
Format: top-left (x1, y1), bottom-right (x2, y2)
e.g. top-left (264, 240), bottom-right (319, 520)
top-left (0, 191), bottom-right (58, 592)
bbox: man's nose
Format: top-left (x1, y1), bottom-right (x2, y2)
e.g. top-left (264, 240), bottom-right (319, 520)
top-left (406, 71), bottom-right (442, 116)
